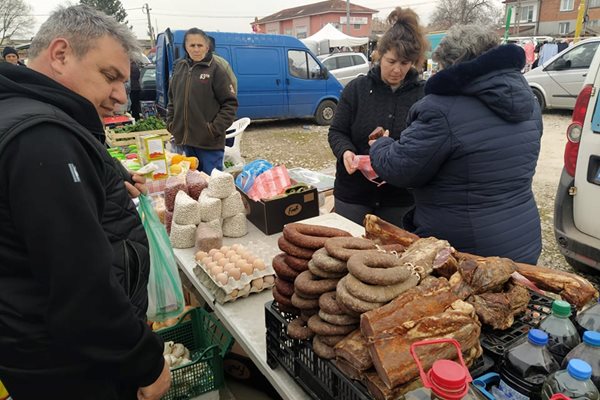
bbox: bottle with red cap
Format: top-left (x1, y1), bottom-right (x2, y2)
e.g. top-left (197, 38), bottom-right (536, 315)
top-left (405, 338), bottom-right (485, 400)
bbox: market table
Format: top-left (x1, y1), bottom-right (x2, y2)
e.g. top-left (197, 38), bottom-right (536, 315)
top-left (174, 212), bottom-right (365, 400)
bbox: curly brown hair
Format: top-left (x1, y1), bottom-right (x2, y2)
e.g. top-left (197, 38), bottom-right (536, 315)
top-left (377, 7), bottom-right (428, 66)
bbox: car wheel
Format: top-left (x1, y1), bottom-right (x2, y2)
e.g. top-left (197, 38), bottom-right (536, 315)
top-left (315, 100), bottom-right (337, 125)
top-left (564, 256), bottom-right (597, 274)
top-left (531, 87), bottom-right (546, 111)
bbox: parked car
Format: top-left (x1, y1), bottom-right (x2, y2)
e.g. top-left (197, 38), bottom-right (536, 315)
top-left (139, 63), bottom-right (156, 102)
top-left (317, 52), bottom-right (369, 86)
top-left (553, 40), bottom-right (600, 272)
top-left (155, 30), bottom-right (343, 125)
top-left (525, 37), bottom-right (600, 111)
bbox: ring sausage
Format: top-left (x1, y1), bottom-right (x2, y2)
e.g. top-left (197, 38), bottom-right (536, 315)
top-left (344, 273), bottom-right (419, 303)
top-left (336, 277), bottom-right (384, 314)
top-left (284, 254), bottom-right (310, 272)
top-left (324, 237), bottom-right (377, 261)
top-left (317, 334), bottom-right (347, 347)
top-left (291, 292), bottom-right (320, 310)
top-left (283, 223), bottom-right (352, 250)
top-left (312, 247), bottom-right (347, 273)
top-left (294, 270), bottom-right (339, 296)
top-left (278, 236), bottom-right (315, 259)
top-left (312, 336), bottom-right (336, 359)
top-left (272, 286), bottom-right (293, 308)
top-left (319, 291), bottom-right (346, 315)
top-left (308, 260), bottom-right (346, 279)
top-left (287, 317), bottom-right (314, 340)
top-left (307, 314), bottom-right (357, 336)
top-left (318, 310), bottom-right (360, 326)
top-left (272, 253), bottom-right (300, 281)
top-left (346, 250), bottom-right (413, 285)
top-left (275, 277), bottom-right (295, 297)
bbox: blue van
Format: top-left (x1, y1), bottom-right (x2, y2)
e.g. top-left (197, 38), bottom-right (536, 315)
top-left (155, 29), bottom-right (344, 125)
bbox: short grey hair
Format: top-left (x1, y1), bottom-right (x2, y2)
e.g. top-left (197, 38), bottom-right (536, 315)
top-left (432, 24), bottom-right (499, 68)
top-left (29, 4), bottom-right (140, 60)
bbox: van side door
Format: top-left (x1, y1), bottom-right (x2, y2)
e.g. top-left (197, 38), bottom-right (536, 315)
top-left (155, 29), bottom-right (175, 114)
top-left (228, 46), bottom-right (286, 119)
top-left (286, 49), bottom-right (328, 118)
top-left (545, 41), bottom-right (600, 109)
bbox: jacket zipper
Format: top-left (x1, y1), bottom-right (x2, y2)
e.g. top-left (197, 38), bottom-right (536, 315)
top-left (182, 63), bottom-right (193, 145)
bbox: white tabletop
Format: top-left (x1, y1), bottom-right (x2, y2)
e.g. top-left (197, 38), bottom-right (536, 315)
top-left (174, 213), bottom-right (364, 400)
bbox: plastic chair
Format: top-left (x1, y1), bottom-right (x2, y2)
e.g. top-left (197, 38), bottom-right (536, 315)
top-left (224, 117), bottom-right (251, 167)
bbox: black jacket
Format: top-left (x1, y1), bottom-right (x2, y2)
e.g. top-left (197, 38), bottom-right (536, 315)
top-left (328, 66), bottom-right (424, 207)
top-left (167, 53), bottom-right (238, 150)
top-left (0, 64), bottom-right (164, 393)
top-left (371, 45), bottom-right (542, 264)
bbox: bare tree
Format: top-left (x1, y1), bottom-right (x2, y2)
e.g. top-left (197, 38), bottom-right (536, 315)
top-left (429, 0), bottom-right (502, 31)
top-left (0, 0), bottom-right (35, 45)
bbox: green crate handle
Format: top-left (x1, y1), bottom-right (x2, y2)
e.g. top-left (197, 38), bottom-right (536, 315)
top-left (166, 307), bottom-right (234, 358)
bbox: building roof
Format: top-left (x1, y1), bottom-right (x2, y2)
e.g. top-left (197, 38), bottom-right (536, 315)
top-left (256, 0), bottom-right (377, 24)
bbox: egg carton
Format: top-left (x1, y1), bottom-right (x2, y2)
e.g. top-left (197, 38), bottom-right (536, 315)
top-left (193, 244), bottom-right (276, 303)
top-left (193, 262), bottom-right (275, 304)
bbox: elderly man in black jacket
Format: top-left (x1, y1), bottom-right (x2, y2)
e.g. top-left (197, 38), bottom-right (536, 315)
top-left (0, 5), bottom-right (170, 400)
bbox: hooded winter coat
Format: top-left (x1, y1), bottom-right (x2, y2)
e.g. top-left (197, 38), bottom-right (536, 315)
top-left (0, 64), bottom-right (163, 397)
top-left (370, 45), bottom-right (543, 264)
top-left (328, 66), bottom-right (424, 208)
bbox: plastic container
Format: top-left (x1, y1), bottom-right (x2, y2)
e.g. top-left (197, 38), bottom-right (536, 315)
top-left (405, 338), bottom-right (485, 400)
top-left (156, 307), bottom-right (233, 400)
top-left (562, 331), bottom-right (600, 388)
top-left (497, 329), bottom-right (561, 400)
top-left (576, 300), bottom-right (600, 334)
top-left (539, 300), bottom-right (581, 364)
top-left (541, 359), bottom-right (599, 400)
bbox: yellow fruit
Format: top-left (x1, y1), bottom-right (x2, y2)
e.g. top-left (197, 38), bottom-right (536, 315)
top-left (170, 164), bottom-right (183, 175)
top-left (185, 156), bottom-right (199, 170)
top-left (171, 154), bottom-right (185, 165)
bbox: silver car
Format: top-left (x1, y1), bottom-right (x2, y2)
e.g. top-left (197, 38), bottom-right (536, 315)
top-left (318, 52), bottom-right (369, 86)
top-left (525, 37), bottom-right (600, 110)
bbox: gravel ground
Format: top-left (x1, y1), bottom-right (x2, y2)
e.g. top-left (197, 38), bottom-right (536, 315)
top-left (239, 112), bottom-right (597, 283)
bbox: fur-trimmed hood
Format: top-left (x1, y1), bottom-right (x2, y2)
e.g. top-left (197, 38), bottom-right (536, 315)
top-left (425, 44), bottom-right (534, 122)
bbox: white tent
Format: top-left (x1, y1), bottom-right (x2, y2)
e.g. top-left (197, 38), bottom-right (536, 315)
top-left (302, 23), bottom-right (368, 52)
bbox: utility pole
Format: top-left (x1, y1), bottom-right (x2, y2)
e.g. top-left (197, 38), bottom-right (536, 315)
top-left (346, 0), bottom-right (350, 34)
top-left (142, 3), bottom-right (155, 46)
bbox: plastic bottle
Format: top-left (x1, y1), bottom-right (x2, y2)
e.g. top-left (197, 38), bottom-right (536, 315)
top-left (497, 329), bottom-right (561, 400)
top-left (541, 359), bottom-right (599, 400)
top-left (405, 338), bottom-right (485, 400)
top-left (576, 300), bottom-right (600, 334)
top-left (539, 300), bottom-right (581, 364)
top-left (562, 331), bottom-right (600, 388)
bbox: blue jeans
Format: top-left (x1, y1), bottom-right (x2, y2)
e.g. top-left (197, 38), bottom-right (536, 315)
top-left (334, 198), bottom-right (413, 229)
top-left (183, 146), bottom-right (224, 175)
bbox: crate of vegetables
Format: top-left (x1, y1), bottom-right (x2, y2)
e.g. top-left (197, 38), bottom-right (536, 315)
top-left (105, 116), bottom-right (171, 147)
top-left (156, 307), bottom-right (234, 400)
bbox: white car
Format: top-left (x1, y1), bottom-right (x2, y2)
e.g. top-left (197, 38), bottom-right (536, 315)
top-left (525, 37), bottom-right (600, 110)
top-left (554, 40), bottom-right (600, 272)
top-left (318, 52), bottom-right (369, 86)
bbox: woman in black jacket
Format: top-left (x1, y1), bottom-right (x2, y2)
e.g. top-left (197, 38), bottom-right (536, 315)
top-left (328, 7), bottom-right (428, 227)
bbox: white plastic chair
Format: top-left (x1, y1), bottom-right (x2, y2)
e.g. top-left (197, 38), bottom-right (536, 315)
top-left (224, 117), bottom-right (251, 167)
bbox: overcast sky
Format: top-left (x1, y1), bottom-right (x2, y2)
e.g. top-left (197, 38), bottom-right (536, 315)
top-left (24, 0), bottom-right (503, 41)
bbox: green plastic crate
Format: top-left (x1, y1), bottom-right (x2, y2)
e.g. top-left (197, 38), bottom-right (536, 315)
top-left (157, 308), bottom-right (233, 400)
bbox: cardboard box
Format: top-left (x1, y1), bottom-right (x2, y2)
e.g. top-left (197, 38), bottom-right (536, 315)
top-left (238, 186), bottom-right (319, 235)
top-left (137, 133), bottom-right (166, 163)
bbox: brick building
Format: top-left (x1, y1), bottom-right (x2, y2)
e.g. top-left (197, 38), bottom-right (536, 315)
top-left (504, 0), bottom-right (600, 36)
top-left (253, 0), bottom-right (377, 39)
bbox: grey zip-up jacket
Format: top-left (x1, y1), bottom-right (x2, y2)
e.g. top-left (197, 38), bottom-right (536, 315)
top-left (167, 53), bottom-right (238, 150)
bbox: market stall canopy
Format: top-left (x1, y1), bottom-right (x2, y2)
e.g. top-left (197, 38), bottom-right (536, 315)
top-left (302, 23), bottom-right (368, 49)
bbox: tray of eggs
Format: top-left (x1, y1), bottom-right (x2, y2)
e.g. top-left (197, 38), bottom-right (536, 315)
top-left (194, 244), bottom-right (275, 300)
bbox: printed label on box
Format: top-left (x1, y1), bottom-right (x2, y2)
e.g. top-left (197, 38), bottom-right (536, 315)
top-left (285, 203), bottom-right (302, 217)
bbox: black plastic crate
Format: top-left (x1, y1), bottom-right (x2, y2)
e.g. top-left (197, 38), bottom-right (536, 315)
top-left (296, 342), bottom-right (372, 400)
top-left (265, 301), bottom-right (302, 378)
top-left (480, 291), bottom-right (556, 360)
